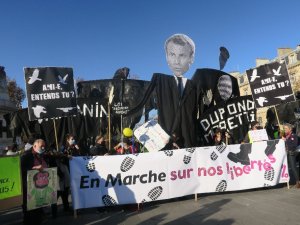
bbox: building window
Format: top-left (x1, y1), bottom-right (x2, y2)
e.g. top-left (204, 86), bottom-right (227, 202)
top-left (289, 73), bottom-right (295, 83)
top-left (289, 54), bottom-right (296, 64)
top-left (239, 76), bottom-right (244, 84)
top-left (297, 51), bottom-right (300, 61)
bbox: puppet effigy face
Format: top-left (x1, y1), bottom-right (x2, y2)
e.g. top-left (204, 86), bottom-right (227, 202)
top-left (166, 42), bottom-right (194, 77)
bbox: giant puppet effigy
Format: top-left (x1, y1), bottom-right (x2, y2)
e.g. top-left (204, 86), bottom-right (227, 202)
top-left (4, 34), bottom-right (256, 149)
top-left (127, 34), bottom-right (255, 148)
top-left (126, 34), bottom-right (199, 148)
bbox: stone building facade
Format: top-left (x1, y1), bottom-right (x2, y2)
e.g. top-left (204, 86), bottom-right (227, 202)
top-left (0, 66), bottom-right (17, 154)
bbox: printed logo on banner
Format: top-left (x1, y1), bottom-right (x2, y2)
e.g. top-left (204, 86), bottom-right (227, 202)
top-left (183, 148), bottom-right (196, 164)
top-left (120, 156), bottom-right (135, 172)
top-left (265, 140), bottom-right (279, 156)
top-left (164, 150), bottom-right (174, 157)
top-left (183, 155), bottom-right (191, 164)
top-left (86, 162), bottom-right (96, 172)
top-left (227, 143), bottom-right (252, 165)
top-left (211, 145), bottom-right (227, 161)
top-left (215, 180), bottom-right (227, 192)
top-left (264, 166), bottom-right (275, 187)
top-left (24, 67), bottom-right (77, 121)
top-left (264, 167), bottom-right (275, 181)
top-left (141, 186), bottom-right (163, 203)
top-left (102, 194), bottom-right (117, 206)
top-left (147, 186), bottom-right (163, 200)
top-left (185, 148), bottom-right (196, 153)
top-left (83, 157), bottom-right (97, 172)
top-left (246, 61), bottom-right (295, 108)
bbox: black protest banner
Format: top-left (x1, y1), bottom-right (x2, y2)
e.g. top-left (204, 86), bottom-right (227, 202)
top-left (246, 61), bottom-right (295, 108)
top-left (198, 95), bottom-right (256, 145)
top-left (24, 67), bottom-right (77, 121)
top-left (266, 99), bottom-right (300, 124)
top-left (5, 79), bottom-right (152, 149)
top-left (77, 78), bottom-right (154, 127)
top-left (192, 68), bottom-right (240, 113)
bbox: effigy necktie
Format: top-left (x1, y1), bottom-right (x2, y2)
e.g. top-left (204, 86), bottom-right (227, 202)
top-left (177, 77), bottom-right (183, 99)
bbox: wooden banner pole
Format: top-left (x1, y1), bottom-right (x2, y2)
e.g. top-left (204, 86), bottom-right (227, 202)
top-left (273, 106), bottom-right (290, 189)
top-left (273, 106), bottom-right (281, 130)
top-left (108, 102), bottom-right (111, 151)
top-left (53, 119), bottom-right (59, 151)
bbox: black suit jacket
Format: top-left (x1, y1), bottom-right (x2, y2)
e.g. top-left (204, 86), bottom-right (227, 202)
top-left (129, 73), bottom-right (198, 148)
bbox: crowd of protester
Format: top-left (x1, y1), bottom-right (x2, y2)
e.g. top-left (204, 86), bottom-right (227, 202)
top-left (1, 121), bottom-right (300, 225)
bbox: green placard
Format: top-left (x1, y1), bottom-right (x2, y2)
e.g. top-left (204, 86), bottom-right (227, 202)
top-left (0, 156), bottom-right (22, 200)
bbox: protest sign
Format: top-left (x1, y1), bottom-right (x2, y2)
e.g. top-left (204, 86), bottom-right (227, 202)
top-left (0, 156), bottom-right (22, 200)
top-left (70, 140), bottom-right (288, 210)
top-left (112, 102), bottom-right (129, 115)
top-left (27, 168), bottom-right (57, 210)
top-left (134, 120), bottom-right (170, 152)
top-left (248, 129), bottom-right (269, 142)
top-left (24, 67), bottom-right (77, 121)
top-left (0, 156), bottom-right (22, 211)
top-left (246, 61), bottom-right (295, 108)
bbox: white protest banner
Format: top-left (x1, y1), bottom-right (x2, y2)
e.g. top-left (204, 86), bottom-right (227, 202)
top-left (248, 129), bottom-right (269, 142)
top-left (24, 67), bottom-right (77, 121)
top-left (27, 168), bottom-right (57, 210)
top-left (246, 61), bottom-right (295, 108)
top-left (134, 120), bottom-right (170, 152)
top-left (70, 140), bottom-right (289, 210)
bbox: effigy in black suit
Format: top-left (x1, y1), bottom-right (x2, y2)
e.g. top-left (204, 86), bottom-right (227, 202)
top-left (128, 73), bottom-right (199, 148)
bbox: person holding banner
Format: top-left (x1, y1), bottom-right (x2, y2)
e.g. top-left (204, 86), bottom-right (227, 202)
top-left (89, 135), bottom-right (109, 156)
top-left (21, 139), bottom-right (48, 225)
top-left (114, 137), bottom-right (137, 154)
top-left (242, 121), bottom-right (261, 144)
top-left (62, 134), bottom-right (81, 157)
top-left (213, 128), bottom-right (225, 146)
top-left (48, 147), bottom-right (71, 217)
top-left (282, 123), bottom-right (300, 188)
